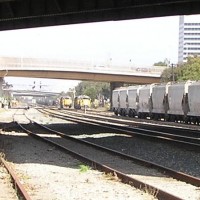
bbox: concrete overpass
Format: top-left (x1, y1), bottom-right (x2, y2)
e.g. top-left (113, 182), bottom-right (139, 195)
top-left (0, 57), bottom-right (163, 85)
top-left (0, 0), bottom-right (199, 31)
top-left (8, 90), bottom-right (60, 97)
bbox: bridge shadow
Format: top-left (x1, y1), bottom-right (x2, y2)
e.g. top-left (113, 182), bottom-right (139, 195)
top-left (0, 122), bottom-right (199, 178)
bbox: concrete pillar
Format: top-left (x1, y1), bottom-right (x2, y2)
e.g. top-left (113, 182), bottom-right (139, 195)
top-left (0, 78), bottom-right (4, 97)
top-left (110, 82), bottom-right (124, 110)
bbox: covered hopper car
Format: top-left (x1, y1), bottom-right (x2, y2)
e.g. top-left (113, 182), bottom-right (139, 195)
top-left (112, 80), bottom-right (200, 124)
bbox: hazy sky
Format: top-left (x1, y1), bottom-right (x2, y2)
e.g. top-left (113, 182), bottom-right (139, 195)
top-left (1, 15), bottom-right (180, 92)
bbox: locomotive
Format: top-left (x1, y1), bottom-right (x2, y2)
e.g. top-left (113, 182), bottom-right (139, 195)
top-left (74, 95), bottom-right (91, 109)
top-left (112, 80), bottom-right (200, 124)
top-left (60, 96), bottom-right (73, 108)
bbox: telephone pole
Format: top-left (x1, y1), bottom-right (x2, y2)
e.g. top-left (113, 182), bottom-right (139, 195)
top-left (171, 63), bottom-right (175, 82)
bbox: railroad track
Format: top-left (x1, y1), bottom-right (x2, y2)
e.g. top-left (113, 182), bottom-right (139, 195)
top-left (0, 157), bottom-right (31, 200)
top-left (36, 109), bottom-right (200, 178)
top-left (55, 107), bottom-right (200, 128)
top-left (12, 107), bottom-right (200, 199)
top-left (40, 108), bottom-right (200, 151)
top-left (0, 109), bottom-right (31, 200)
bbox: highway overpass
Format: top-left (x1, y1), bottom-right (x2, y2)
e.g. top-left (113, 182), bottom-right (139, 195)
top-left (0, 57), bottom-right (164, 85)
top-left (8, 90), bottom-right (60, 97)
top-left (0, 1), bottom-right (199, 31)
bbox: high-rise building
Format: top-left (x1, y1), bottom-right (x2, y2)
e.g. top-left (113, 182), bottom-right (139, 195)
top-left (178, 15), bottom-right (200, 63)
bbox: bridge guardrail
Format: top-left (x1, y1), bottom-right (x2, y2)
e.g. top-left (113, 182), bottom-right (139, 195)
top-left (0, 57), bottom-right (166, 76)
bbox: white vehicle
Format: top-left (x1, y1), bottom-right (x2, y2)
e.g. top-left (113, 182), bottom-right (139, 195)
top-left (151, 83), bottom-right (171, 120)
top-left (119, 87), bottom-right (128, 116)
top-left (167, 81), bottom-right (193, 121)
top-left (127, 85), bottom-right (141, 117)
top-left (137, 84), bottom-right (155, 118)
top-left (112, 88), bottom-right (120, 115)
top-left (111, 80), bottom-right (200, 124)
top-left (187, 81), bottom-right (200, 123)
top-left (112, 87), bottom-right (127, 115)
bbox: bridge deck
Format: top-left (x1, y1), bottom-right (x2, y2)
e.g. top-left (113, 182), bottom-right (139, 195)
top-left (0, 57), bottom-right (165, 83)
top-left (0, 1), bottom-right (199, 31)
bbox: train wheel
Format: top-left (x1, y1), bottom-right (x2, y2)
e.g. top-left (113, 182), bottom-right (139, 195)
top-left (133, 111), bottom-right (137, 118)
top-left (187, 117), bottom-right (191, 124)
top-left (170, 115), bottom-right (175, 122)
top-left (197, 118), bottom-right (200, 125)
top-left (191, 117), bottom-right (197, 125)
top-left (128, 110), bottom-right (133, 117)
top-left (164, 115), bottom-right (169, 121)
top-left (124, 109), bottom-right (127, 116)
top-left (185, 117), bottom-right (189, 124)
top-left (154, 114), bottom-right (158, 121)
top-left (122, 109), bottom-right (126, 116)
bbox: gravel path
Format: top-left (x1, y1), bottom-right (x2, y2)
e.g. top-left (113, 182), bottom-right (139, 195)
top-left (0, 108), bottom-right (156, 200)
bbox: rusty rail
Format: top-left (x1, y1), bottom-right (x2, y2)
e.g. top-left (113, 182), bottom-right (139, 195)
top-left (0, 157), bottom-right (31, 200)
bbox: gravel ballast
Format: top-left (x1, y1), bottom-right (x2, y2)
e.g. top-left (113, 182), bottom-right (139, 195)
top-left (26, 108), bottom-right (200, 200)
top-left (0, 108), bottom-right (156, 200)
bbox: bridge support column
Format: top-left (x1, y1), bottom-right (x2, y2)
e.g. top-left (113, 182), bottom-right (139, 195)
top-left (110, 82), bottom-right (124, 110)
top-left (0, 78), bottom-right (4, 96)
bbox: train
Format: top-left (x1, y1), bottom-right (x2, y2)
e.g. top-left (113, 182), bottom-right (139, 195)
top-left (74, 95), bottom-right (91, 109)
top-left (60, 96), bottom-right (73, 108)
top-left (112, 80), bottom-right (200, 124)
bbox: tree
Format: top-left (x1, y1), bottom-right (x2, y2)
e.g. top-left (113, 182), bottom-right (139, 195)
top-left (178, 56), bottom-right (200, 81)
top-left (160, 67), bottom-right (173, 82)
top-left (154, 58), bottom-right (169, 67)
top-left (160, 57), bottom-right (200, 82)
top-left (75, 81), bottom-right (110, 101)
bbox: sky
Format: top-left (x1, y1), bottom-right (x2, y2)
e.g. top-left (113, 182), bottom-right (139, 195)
top-left (0, 15), bottom-right (180, 92)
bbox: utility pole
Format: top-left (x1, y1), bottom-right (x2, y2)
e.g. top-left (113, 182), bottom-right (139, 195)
top-left (69, 88), bottom-right (76, 106)
top-left (171, 63), bottom-right (175, 82)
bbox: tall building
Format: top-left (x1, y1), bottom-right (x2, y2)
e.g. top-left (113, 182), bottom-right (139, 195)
top-left (178, 15), bottom-right (200, 63)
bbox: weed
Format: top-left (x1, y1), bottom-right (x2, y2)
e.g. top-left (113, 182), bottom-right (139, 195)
top-left (79, 164), bottom-right (90, 173)
top-left (142, 184), bottom-right (159, 198)
top-left (103, 171), bottom-right (120, 182)
top-left (20, 174), bottom-right (31, 180)
top-left (0, 152), bottom-right (5, 159)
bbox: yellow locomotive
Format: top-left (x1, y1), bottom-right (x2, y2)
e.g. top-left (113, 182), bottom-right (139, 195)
top-left (60, 96), bottom-right (73, 108)
top-left (74, 95), bottom-right (91, 109)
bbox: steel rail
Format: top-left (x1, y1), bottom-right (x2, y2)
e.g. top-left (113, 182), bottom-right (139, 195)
top-left (40, 108), bottom-right (200, 149)
top-left (0, 157), bottom-right (31, 200)
top-left (14, 119), bottom-right (182, 200)
top-left (56, 108), bottom-right (200, 139)
top-left (32, 109), bottom-right (200, 187)
top-left (58, 108), bottom-right (200, 133)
